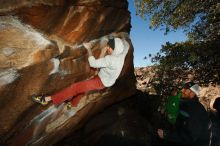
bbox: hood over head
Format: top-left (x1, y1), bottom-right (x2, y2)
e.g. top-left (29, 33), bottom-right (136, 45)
top-left (112, 38), bottom-right (124, 55)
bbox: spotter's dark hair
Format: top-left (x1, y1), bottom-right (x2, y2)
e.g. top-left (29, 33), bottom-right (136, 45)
top-left (183, 82), bottom-right (195, 89)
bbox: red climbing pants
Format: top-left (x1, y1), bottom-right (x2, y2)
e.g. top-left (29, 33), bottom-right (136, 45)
top-left (51, 76), bottom-right (105, 106)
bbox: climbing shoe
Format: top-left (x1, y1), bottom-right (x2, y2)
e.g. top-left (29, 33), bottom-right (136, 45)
top-left (66, 102), bottom-right (72, 110)
top-left (32, 95), bottom-right (48, 106)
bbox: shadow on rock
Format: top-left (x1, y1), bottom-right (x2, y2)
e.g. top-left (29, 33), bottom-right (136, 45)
top-left (54, 90), bottom-right (162, 146)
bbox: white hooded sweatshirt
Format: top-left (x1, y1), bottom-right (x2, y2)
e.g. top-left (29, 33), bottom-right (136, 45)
top-left (88, 38), bottom-right (129, 87)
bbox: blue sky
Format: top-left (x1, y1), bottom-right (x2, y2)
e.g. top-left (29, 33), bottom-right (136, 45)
top-left (128, 0), bottom-right (187, 67)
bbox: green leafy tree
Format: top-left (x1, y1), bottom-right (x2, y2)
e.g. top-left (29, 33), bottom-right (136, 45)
top-left (134, 0), bottom-right (220, 94)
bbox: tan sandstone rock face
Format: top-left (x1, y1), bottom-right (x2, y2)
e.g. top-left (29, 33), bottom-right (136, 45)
top-left (0, 0), bottom-right (136, 145)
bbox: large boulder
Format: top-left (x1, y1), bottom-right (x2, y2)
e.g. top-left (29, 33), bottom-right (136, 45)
top-left (0, 0), bottom-right (136, 145)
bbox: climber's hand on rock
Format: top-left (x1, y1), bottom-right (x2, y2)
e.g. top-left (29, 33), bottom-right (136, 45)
top-left (83, 42), bottom-right (93, 49)
top-left (83, 42), bottom-right (93, 56)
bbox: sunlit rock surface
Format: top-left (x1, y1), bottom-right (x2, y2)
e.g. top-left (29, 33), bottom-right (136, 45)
top-left (0, 0), bottom-right (136, 145)
top-left (55, 91), bottom-right (159, 146)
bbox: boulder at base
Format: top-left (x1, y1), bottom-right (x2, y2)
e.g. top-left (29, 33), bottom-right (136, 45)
top-left (0, 0), bottom-right (136, 145)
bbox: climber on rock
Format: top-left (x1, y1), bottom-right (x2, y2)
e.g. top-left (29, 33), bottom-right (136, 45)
top-left (32, 37), bottom-right (129, 106)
